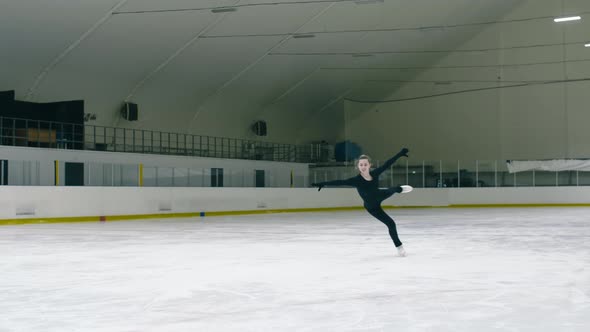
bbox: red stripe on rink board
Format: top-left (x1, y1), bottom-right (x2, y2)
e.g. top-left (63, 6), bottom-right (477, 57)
top-left (99, 216), bottom-right (106, 222)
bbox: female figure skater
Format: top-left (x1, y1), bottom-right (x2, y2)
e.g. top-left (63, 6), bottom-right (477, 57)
top-left (311, 148), bottom-right (412, 257)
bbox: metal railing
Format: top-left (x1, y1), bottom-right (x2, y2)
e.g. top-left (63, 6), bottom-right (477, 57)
top-left (4, 157), bottom-right (588, 188)
top-left (4, 116), bottom-right (589, 188)
top-left (0, 116), bottom-right (323, 163)
top-left (310, 159), bottom-right (590, 188)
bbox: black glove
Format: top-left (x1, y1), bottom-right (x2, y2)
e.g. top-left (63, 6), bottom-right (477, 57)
top-left (311, 183), bottom-right (324, 191)
top-left (399, 148), bottom-right (409, 157)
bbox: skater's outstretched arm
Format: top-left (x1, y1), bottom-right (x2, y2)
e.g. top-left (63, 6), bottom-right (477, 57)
top-left (311, 178), bottom-right (356, 191)
top-left (372, 148), bottom-right (409, 177)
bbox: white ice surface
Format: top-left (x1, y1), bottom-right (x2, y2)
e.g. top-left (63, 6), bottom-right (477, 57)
top-left (1, 208), bottom-right (589, 332)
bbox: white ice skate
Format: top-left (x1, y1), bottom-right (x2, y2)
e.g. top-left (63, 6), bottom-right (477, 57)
top-left (400, 185), bottom-right (413, 193)
top-left (397, 245), bottom-right (407, 257)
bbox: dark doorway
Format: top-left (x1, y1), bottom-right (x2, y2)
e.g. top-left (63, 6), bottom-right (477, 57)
top-left (65, 162), bottom-right (84, 186)
top-left (255, 170), bottom-right (265, 187)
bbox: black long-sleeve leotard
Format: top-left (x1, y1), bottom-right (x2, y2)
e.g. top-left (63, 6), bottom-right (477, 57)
top-left (313, 150), bottom-right (407, 209)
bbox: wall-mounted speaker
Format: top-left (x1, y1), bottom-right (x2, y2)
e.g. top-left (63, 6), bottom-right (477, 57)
top-left (121, 102), bottom-right (138, 121)
top-left (252, 120), bottom-right (267, 136)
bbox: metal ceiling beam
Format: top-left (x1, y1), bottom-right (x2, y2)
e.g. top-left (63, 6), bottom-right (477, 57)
top-left (187, 2), bottom-right (338, 129)
top-left (25, 0), bottom-right (130, 101)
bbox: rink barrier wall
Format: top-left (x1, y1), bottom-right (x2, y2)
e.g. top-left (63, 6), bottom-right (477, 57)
top-left (2, 203), bottom-right (590, 226)
top-left (1, 187), bottom-right (590, 225)
top-left (0, 207), bottom-right (369, 225)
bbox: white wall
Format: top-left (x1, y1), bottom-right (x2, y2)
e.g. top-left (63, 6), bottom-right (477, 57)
top-left (2, 186), bottom-right (590, 220)
top-left (295, 99), bottom-right (347, 145)
top-left (0, 145), bottom-right (309, 187)
top-left (341, 0), bottom-right (590, 162)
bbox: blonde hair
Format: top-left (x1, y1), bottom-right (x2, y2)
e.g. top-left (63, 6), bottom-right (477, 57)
top-left (356, 154), bottom-right (372, 168)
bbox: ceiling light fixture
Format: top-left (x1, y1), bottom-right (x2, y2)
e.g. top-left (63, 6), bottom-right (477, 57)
top-left (211, 7), bottom-right (237, 13)
top-left (585, 43), bottom-right (590, 47)
top-left (354, 0), bottom-right (384, 4)
top-left (553, 16), bottom-right (581, 23)
top-left (292, 34), bottom-right (316, 39)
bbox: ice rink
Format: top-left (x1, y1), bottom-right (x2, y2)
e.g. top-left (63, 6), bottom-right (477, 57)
top-left (1, 207), bottom-right (589, 332)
